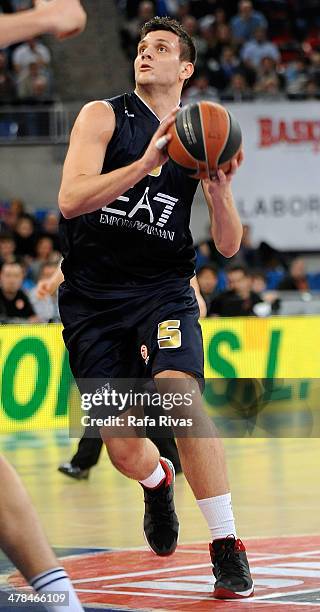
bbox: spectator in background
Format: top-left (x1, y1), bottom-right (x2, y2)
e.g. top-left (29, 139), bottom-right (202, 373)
top-left (305, 78), bottom-right (320, 98)
top-left (28, 262), bottom-right (60, 322)
top-left (10, 198), bottom-right (25, 217)
top-left (120, 0), bottom-right (155, 60)
top-left (254, 56), bottom-right (285, 99)
top-left (197, 263), bottom-right (219, 310)
top-left (16, 61), bottom-right (51, 101)
top-left (0, 50), bottom-right (15, 103)
top-left (175, 0), bottom-right (191, 23)
top-left (218, 46), bottom-right (241, 89)
top-left (285, 57), bottom-right (310, 97)
top-left (237, 223), bottom-right (260, 268)
top-left (42, 211), bottom-right (60, 251)
top-left (29, 235), bottom-right (60, 282)
top-left (2, 199), bottom-right (25, 233)
top-left (13, 38), bottom-right (53, 105)
top-left (221, 71), bottom-right (253, 100)
top-left (241, 27), bottom-right (280, 68)
top-left (230, 0), bottom-right (267, 45)
top-left (208, 265), bottom-right (263, 317)
top-left (250, 270), bottom-right (281, 313)
top-left (12, 38), bottom-right (51, 76)
top-left (0, 261), bottom-right (37, 322)
top-left (182, 15), bottom-right (207, 59)
top-left (215, 7), bottom-right (227, 27)
top-left (0, 232), bottom-right (16, 265)
top-left (13, 214), bottom-right (37, 259)
top-left (183, 71), bottom-right (218, 103)
top-left (277, 257), bottom-right (310, 291)
top-left (309, 52), bottom-right (320, 88)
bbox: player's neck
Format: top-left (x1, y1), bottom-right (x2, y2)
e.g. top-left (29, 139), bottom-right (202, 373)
top-left (134, 86), bottom-right (180, 122)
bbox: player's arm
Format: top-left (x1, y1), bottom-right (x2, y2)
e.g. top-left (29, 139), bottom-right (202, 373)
top-left (201, 156), bottom-right (243, 258)
top-left (59, 102), bottom-right (177, 219)
top-left (0, 0), bottom-right (86, 48)
top-left (36, 260), bottom-right (64, 299)
top-left (190, 276), bottom-right (207, 318)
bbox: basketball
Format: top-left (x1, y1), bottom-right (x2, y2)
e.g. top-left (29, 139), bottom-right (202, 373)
top-left (167, 101), bottom-right (242, 180)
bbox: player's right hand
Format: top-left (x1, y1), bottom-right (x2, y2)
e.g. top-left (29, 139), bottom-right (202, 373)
top-left (34, 0), bottom-right (87, 40)
top-left (36, 279), bottom-right (54, 299)
top-left (141, 108), bottom-right (178, 175)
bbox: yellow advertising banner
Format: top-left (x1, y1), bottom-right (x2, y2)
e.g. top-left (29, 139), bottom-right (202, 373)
top-left (0, 318), bottom-right (319, 433)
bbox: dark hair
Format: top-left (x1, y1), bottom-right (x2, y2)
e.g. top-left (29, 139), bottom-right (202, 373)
top-left (140, 16), bottom-right (197, 65)
top-left (0, 260), bottom-right (23, 271)
top-left (39, 261), bottom-right (57, 275)
top-left (0, 232), bottom-right (15, 243)
top-left (226, 264), bottom-right (249, 276)
top-left (197, 264), bottom-right (218, 277)
top-left (249, 269), bottom-right (266, 282)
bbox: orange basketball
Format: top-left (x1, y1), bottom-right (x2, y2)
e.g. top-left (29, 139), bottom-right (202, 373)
top-left (167, 101), bottom-right (242, 180)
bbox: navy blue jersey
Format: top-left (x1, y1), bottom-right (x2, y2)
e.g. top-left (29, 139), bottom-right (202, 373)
top-left (60, 92), bottom-right (200, 297)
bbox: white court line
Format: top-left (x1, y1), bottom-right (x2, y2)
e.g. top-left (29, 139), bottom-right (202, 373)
top-left (76, 587), bottom-right (320, 605)
top-left (72, 563), bottom-right (211, 584)
top-left (72, 550), bottom-right (320, 585)
top-left (253, 587), bottom-right (320, 601)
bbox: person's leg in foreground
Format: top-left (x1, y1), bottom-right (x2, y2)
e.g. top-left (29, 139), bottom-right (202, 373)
top-left (0, 455), bottom-right (84, 611)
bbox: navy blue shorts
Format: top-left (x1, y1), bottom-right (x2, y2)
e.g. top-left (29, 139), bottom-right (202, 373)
top-left (59, 279), bottom-right (204, 383)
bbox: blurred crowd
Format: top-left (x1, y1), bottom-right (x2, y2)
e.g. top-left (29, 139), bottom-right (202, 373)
top-left (0, 199), bottom-right (61, 323)
top-left (118, 0), bottom-right (320, 101)
top-left (0, 0), bottom-right (54, 106)
top-left (1, 198), bottom-right (320, 323)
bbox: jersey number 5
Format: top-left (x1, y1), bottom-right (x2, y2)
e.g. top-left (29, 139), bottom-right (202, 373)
top-left (157, 320), bottom-right (181, 349)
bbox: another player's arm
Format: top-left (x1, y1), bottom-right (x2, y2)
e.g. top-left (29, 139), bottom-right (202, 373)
top-left (201, 155), bottom-right (243, 258)
top-left (0, 0), bottom-right (86, 47)
top-left (59, 102), bottom-right (177, 219)
top-left (36, 260), bottom-right (64, 299)
top-left (190, 276), bottom-right (207, 318)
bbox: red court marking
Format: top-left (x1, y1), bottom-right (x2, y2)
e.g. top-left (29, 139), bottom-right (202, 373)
top-left (8, 535), bottom-right (320, 611)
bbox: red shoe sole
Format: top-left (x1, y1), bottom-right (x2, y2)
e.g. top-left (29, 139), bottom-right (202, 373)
top-left (213, 586), bottom-right (254, 599)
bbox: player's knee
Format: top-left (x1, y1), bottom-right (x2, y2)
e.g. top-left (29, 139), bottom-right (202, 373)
top-left (106, 439), bottom-right (143, 474)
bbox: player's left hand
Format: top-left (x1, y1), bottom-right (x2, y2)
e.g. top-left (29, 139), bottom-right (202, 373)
top-left (203, 149), bottom-right (243, 199)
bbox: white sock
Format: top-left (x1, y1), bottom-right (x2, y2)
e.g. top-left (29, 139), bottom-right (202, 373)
top-left (197, 493), bottom-right (237, 541)
top-left (139, 461), bottom-right (166, 488)
top-left (30, 567), bottom-right (83, 612)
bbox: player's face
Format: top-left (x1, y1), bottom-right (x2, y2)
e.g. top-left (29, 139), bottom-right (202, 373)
top-left (135, 30), bottom-right (187, 88)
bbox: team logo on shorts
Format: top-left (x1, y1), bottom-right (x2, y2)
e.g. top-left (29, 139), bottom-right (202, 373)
top-left (141, 344), bottom-right (149, 364)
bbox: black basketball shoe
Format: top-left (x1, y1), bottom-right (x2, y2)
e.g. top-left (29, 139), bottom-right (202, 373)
top-left (210, 535), bottom-right (254, 599)
top-left (58, 462), bottom-right (90, 480)
top-left (141, 457), bottom-right (179, 556)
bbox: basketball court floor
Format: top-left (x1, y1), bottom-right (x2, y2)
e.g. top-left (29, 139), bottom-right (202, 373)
top-left (1, 432), bottom-right (320, 611)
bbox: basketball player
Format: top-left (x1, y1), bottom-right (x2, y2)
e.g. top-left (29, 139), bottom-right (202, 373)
top-left (0, 455), bottom-right (84, 611)
top-left (0, 0), bottom-right (86, 47)
top-left (0, 7), bottom-right (86, 610)
top-left (35, 263), bottom-right (199, 480)
top-left (58, 17), bottom-right (253, 598)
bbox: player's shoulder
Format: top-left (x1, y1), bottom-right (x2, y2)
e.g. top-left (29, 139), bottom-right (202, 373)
top-left (79, 100), bottom-right (115, 120)
top-left (77, 92), bottom-right (133, 124)
top-left (74, 100), bottom-right (117, 136)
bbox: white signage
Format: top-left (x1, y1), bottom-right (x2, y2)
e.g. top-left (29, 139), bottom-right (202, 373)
top-left (229, 102), bottom-right (320, 250)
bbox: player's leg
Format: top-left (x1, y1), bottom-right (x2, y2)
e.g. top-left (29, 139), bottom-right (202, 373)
top-left (101, 429), bottom-right (179, 556)
top-left (144, 284), bottom-right (253, 598)
top-left (154, 368), bottom-right (254, 598)
top-left (0, 455), bottom-right (84, 611)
